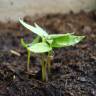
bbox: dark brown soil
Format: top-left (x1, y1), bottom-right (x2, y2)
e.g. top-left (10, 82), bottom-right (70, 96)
top-left (0, 11), bottom-right (96, 96)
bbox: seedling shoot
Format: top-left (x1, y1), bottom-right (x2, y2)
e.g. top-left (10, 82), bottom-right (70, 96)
top-left (19, 19), bottom-right (85, 81)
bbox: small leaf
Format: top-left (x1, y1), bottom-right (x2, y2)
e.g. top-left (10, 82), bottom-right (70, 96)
top-left (19, 19), bottom-right (48, 37)
top-left (28, 42), bottom-right (52, 53)
top-left (51, 35), bottom-right (85, 48)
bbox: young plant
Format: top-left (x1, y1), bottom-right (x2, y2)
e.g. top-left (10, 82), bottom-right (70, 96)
top-left (19, 19), bottom-right (85, 81)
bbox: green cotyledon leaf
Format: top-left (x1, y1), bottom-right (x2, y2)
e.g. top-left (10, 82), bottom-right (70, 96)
top-left (27, 42), bottom-right (52, 53)
top-left (51, 34), bottom-right (85, 48)
top-left (19, 19), bottom-right (48, 37)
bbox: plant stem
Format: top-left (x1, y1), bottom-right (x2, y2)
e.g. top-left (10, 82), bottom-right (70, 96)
top-left (41, 54), bottom-right (47, 81)
top-left (27, 49), bottom-right (30, 72)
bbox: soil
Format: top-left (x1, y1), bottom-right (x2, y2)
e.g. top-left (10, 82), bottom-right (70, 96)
top-left (0, 11), bottom-right (96, 96)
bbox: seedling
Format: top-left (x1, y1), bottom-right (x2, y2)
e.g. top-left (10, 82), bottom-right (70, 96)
top-left (19, 19), bottom-right (85, 81)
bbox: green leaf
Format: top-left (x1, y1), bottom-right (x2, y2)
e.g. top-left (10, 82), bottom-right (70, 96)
top-left (47, 33), bottom-right (74, 39)
top-left (19, 19), bottom-right (48, 37)
top-left (51, 35), bottom-right (85, 48)
top-left (27, 42), bottom-right (52, 53)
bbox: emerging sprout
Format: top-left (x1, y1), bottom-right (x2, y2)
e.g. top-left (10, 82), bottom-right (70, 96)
top-left (19, 19), bottom-right (85, 81)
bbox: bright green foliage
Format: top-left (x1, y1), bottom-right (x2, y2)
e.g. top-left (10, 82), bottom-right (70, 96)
top-left (19, 19), bottom-right (85, 81)
top-left (28, 42), bottom-right (52, 53)
top-left (19, 19), bottom-right (85, 52)
top-left (50, 34), bottom-right (85, 48)
top-left (19, 19), bottom-right (48, 37)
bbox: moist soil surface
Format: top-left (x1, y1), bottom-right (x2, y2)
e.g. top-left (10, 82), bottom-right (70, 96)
top-left (0, 11), bottom-right (96, 96)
